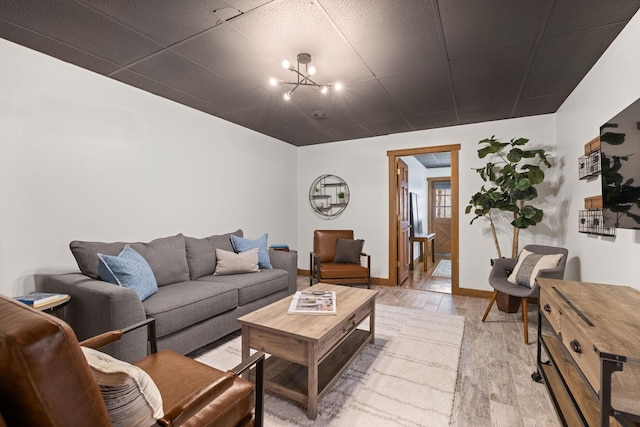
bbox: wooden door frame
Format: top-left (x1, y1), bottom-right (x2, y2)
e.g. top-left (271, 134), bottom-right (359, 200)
top-left (387, 144), bottom-right (460, 293)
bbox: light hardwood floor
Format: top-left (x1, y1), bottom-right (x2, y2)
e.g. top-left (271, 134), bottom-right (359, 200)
top-left (297, 272), bottom-right (561, 427)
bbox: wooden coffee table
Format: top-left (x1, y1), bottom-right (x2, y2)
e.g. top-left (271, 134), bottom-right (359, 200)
top-left (237, 283), bottom-right (377, 419)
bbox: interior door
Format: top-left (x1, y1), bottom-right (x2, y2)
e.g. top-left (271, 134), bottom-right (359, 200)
top-left (397, 159), bottom-right (410, 284)
top-left (429, 178), bottom-right (452, 256)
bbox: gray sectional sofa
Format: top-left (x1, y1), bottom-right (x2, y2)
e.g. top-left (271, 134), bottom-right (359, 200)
top-left (38, 231), bottom-right (297, 362)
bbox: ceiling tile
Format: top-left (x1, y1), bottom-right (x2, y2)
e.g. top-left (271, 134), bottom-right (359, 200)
top-left (336, 79), bottom-right (404, 124)
top-left (363, 119), bottom-right (414, 136)
top-left (319, 0), bottom-right (444, 77)
top-left (451, 42), bottom-right (534, 108)
top-left (78, 0), bottom-right (222, 47)
top-left (0, 0), bottom-right (162, 66)
top-left (514, 93), bottom-right (568, 117)
top-left (233, 101), bottom-right (314, 135)
top-left (458, 101), bottom-right (514, 125)
top-left (172, 24), bottom-right (276, 92)
top-left (128, 50), bottom-right (256, 110)
top-left (280, 127), bottom-right (335, 146)
top-left (545, 0), bottom-right (640, 37)
top-left (521, 24), bottom-right (625, 98)
top-left (111, 69), bottom-right (229, 116)
top-left (379, 63), bottom-right (455, 116)
top-left (439, 0), bottom-right (549, 59)
top-left (227, 0), bottom-right (374, 83)
top-left (325, 125), bottom-right (375, 141)
top-left (406, 111), bottom-right (459, 131)
top-left (0, 19), bottom-right (119, 75)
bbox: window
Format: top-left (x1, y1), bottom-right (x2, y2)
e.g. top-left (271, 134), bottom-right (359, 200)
top-left (434, 185), bottom-right (451, 219)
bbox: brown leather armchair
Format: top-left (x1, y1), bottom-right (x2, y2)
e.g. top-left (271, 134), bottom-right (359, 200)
top-left (0, 294), bottom-right (264, 427)
top-left (310, 230), bottom-right (371, 289)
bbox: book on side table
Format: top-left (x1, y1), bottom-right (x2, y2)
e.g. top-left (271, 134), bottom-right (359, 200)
top-left (14, 292), bottom-right (69, 309)
top-left (287, 290), bottom-right (336, 315)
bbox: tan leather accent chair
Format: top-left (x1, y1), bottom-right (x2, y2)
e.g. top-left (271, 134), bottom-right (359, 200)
top-left (0, 294), bottom-right (264, 427)
top-left (310, 230), bottom-right (371, 289)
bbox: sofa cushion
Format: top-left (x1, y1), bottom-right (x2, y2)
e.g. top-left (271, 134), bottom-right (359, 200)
top-left (97, 245), bottom-right (158, 301)
top-left (70, 235), bottom-right (190, 287)
top-left (184, 230), bottom-right (243, 279)
top-left (198, 268), bottom-right (288, 306)
top-left (214, 248), bottom-right (259, 276)
top-left (231, 233), bottom-right (272, 269)
top-left (142, 281), bottom-right (238, 338)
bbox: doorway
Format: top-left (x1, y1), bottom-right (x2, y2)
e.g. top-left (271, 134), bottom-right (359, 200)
top-left (387, 144), bottom-right (460, 294)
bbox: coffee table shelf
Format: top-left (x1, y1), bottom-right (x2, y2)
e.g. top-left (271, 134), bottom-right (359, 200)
top-left (259, 328), bottom-right (371, 404)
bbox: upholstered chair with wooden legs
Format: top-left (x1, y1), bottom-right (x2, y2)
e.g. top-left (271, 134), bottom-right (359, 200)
top-left (310, 230), bottom-right (371, 289)
top-left (0, 294), bottom-right (264, 427)
top-left (481, 245), bottom-right (568, 344)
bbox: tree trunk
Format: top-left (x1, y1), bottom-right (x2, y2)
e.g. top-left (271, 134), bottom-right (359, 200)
top-left (490, 221), bottom-right (502, 258)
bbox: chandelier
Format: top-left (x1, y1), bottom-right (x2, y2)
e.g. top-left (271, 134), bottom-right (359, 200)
top-left (269, 53), bottom-right (343, 101)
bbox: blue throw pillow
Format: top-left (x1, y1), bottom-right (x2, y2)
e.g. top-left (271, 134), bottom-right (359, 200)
top-left (231, 233), bottom-right (272, 269)
top-left (98, 245), bottom-right (158, 301)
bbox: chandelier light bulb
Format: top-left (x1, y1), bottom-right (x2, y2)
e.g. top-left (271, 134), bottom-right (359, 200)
top-left (269, 78), bottom-right (277, 86)
top-left (281, 59), bottom-right (290, 69)
top-left (334, 82), bottom-right (343, 91)
top-left (308, 65), bottom-right (317, 76)
top-left (283, 91), bottom-right (292, 101)
top-left (320, 86), bottom-right (328, 94)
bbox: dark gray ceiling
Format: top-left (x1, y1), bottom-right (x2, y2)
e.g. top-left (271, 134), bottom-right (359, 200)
top-left (2, 1), bottom-right (639, 146)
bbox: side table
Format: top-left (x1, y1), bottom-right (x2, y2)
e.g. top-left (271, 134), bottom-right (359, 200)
top-left (36, 295), bottom-right (71, 319)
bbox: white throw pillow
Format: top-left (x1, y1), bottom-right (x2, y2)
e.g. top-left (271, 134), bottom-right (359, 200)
top-left (214, 247), bottom-right (260, 275)
top-left (81, 347), bottom-right (163, 427)
top-left (507, 249), bottom-right (563, 288)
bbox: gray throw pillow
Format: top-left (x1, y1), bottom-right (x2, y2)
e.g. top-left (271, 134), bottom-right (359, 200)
top-left (333, 238), bottom-right (364, 264)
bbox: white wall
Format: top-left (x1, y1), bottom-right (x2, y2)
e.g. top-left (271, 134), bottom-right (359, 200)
top-left (297, 115), bottom-right (557, 290)
top-left (0, 39), bottom-right (298, 297)
top-left (555, 11), bottom-right (640, 288)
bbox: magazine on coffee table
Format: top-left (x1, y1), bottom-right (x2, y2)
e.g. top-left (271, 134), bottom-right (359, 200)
top-left (287, 290), bottom-right (337, 315)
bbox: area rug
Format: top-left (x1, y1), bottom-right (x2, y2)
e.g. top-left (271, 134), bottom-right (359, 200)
top-left (195, 304), bottom-right (465, 426)
top-left (432, 259), bottom-right (452, 278)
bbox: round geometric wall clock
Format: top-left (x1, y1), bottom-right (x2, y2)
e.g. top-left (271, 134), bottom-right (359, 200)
top-left (309, 174), bottom-right (350, 218)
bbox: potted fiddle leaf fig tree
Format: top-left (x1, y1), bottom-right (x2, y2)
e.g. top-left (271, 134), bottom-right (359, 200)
top-left (465, 136), bottom-right (552, 259)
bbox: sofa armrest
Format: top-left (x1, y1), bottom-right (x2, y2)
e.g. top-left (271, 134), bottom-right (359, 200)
top-left (268, 250), bottom-right (298, 295)
top-left (36, 273), bottom-right (148, 363)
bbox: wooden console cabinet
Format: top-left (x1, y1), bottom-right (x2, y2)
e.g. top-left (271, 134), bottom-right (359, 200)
top-left (534, 278), bottom-right (640, 426)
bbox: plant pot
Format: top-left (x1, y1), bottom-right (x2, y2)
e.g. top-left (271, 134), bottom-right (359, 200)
top-left (496, 291), bottom-right (520, 313)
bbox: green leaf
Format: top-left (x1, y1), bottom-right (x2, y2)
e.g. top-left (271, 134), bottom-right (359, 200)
top-left (601, 131), bottom-right (626, 145)
top-left (507, 148), bottom-right (523, 163)
top-left (515, 178), bottom-right (531, 190)
top-left (511, 138), bottom-right (529, 146)
top-left (527, 167), bottom-right (545, 185)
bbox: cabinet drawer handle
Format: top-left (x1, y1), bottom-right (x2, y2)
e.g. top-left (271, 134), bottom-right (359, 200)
top-left (543, 304), bottom-right (551, 313)
top-left (570, 339), bottom-right (582, 354)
